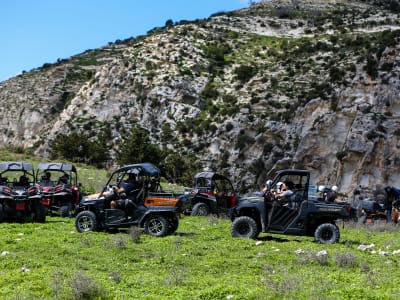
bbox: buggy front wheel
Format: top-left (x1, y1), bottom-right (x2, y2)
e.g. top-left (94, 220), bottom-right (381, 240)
top-left (75, 211), bottom-right (98, 233)
top-left (314, 223), bottom-right (340, 244)
top-left (231, 216), bottom-right (260, 239)
top-left (144, 215), bottom-right (169, 237)
top-left (191, 202), bottom-right (210, 216)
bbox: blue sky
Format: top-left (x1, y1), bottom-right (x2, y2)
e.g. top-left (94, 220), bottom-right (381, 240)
top-left (0, 0), bottom-right (251, 82)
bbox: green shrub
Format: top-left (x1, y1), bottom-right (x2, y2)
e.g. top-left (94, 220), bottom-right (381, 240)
top-left (336, 150), bottom-right (347, 161)
top-left (234, 65), bottom-right (258, 83)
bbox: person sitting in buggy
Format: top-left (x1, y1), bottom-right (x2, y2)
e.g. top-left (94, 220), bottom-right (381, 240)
top-left (107, 173), bottom-right (141, 212)
top-left (18, 173), bottom-right (30, 187)
top-left (58, 173), bottom-right (70, 185)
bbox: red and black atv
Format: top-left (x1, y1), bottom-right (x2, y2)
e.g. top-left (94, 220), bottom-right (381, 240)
top-left (359, 198), bottom-right (387, 224)
top-left (36, 162), bottom-right (81, 217)
top-left (184, 171), bottom-right (239, 216)
top-left (0, 161), bottom-right (45, 222)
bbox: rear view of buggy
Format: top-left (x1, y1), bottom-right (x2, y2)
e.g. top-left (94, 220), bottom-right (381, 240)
top-left (0, 161), bottom-right (46, 223)
top-left (36, 162), bottom-right (81, 217)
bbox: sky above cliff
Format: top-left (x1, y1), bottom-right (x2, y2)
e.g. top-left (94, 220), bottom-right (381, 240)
top-left (0, 0), bottom-right (251, 82)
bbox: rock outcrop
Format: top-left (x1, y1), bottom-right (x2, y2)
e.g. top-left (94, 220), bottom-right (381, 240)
top-left (0, 0), bottom-right (399, 193)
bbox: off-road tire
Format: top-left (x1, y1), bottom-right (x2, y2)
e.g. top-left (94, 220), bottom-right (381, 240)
top-left (144, 214), bottom-right (169, 237)
top-left (60, 203), bottom-right (71, 217)
top-left (167, 215), bottom-right (179, 234)
top-left (34, 203), bottom-right (46, 223)
top-left (191, 202), bottom-right (210, 216)
top-left (231, 216), bottom-right (260, 239)
top-left (314, 223), bottom-right (340, 244)
top-left (75, 210), bottom-right (98, 233)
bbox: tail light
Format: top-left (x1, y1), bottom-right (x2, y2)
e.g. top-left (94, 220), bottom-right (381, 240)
top-left (28, 186), bottom-right (38, 195)
top-left (2, 186), bottom-right (12, 195)
top-left (41, 198), bottom-right (51, 206)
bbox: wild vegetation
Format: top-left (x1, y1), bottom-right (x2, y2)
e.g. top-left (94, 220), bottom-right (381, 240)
top-left (1, 216), bottom-right (400, 299)
top-left (1, 1), bottom-right (400, 193)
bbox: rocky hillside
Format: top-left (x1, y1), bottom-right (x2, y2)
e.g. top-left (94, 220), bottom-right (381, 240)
top-left (0, 0), bottom-right (400, 193)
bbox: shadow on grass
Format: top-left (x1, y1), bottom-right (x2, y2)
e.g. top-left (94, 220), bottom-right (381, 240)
top-left (173, 231), bottom-right (197, 237)
top-left (257, 235), bottom-right (299, 243)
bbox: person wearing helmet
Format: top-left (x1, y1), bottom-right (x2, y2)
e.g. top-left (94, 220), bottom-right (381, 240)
top-left (326, 186), bottom-right (338, 203)
top-left (274, 181), bottom-right (294, 205)
top-left (326, 185), bottom-right (346, 203)
top-left (318, 185), bottom-right (327, 201)
top-left (276, 182), bottom-right (284, 193)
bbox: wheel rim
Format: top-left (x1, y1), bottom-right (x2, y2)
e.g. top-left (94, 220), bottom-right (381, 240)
top-left (198, 205), bottom-right (208, 216)
top-left (148, 218), bottom-right (163, 234)
top-left (321, 228), bottom-right (333, 240)
top-left (238, 222), bottom-right (250, 235)
top-left (78, 215), bottom-right (93, 231)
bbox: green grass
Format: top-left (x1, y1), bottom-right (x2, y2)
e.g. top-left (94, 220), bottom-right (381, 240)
top-left (1, 217), bottom-right (400, 299)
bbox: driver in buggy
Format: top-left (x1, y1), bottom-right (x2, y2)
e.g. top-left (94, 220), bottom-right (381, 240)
top-left (107, 173), bottom-right (141, 213)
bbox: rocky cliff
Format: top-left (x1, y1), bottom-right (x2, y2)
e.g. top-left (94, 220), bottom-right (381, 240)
top-left (0, 0), bottom-right (400, 193)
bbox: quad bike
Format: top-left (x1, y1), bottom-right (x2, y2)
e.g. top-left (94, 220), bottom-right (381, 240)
top-left (0, 161), bottom-right (46, 223)
top-left (36, 162), bottom-right (81, 217)
top-left (359, 199), bottom-right (387, 224)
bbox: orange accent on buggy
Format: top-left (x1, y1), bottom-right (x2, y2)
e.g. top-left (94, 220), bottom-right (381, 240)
top-left (144, 196), bottom-right (179, 207)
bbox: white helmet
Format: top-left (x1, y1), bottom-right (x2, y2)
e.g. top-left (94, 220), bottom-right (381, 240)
top-left (331, 185), bottom-right (338, 192)
top-left (266, 180), bottom-right (273, 187)
top-left (318, 185), bottom-right (326, 192)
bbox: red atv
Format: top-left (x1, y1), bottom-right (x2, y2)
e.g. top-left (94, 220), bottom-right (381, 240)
top-left (36, 162), bottom-right (81, 217)
top-left (0, 161), bottom-right (45, 222)
top-left (184, 171), bottom-right (239, 216)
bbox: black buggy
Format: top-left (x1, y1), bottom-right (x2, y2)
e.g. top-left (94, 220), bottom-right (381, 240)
top-left (229, 169), bottom-right (356, 244)
top-left (0, 161), bottom-right (45, 222)
top-left (75, 162), bottom-right (182, 237)
top-left (36, 162), bottom-right (81, 217)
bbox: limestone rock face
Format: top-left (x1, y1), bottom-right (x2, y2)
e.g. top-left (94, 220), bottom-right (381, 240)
top-left (0, 0), bottom-right (400, 193)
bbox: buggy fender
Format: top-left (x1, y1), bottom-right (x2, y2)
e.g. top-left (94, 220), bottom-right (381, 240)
top-left (190, 193), bottom-right (217, 212)
top-left (138, 207), bottom-right (178, 227)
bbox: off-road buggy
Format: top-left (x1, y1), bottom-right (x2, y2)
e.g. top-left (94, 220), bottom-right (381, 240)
top-left (0, 161), bottom-right (45, 222)
top-left (358, 199), bottom-right (387, 224)
top-left (354, 185), bottom-right (400, 224)
top-left (229, 169), bottom-right (356, 244)
top-left (36, 162), bottom-right (81, 217)
top-left (75, 162), bottom-right (185, 237)
top-left (184, 171), bottom-right (239, 216)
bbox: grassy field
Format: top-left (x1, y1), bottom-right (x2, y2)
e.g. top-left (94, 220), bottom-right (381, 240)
top-left (1, 215), bottom-right (400, 300)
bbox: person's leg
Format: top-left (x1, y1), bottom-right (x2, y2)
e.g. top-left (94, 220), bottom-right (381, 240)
top-left (387, 208), bottom-right (392, 223)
